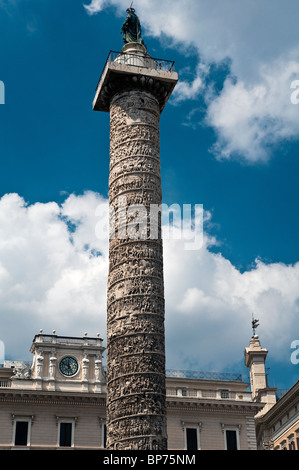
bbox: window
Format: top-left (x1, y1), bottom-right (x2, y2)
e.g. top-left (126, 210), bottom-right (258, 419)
top-left (226, 430), bottom-right (238, 450)
top-left (99, 418), bottom-right (106, 448)
top-left (56, 418), bottom-right (76, 448)
top-left (15, 421), bottom-right (29, 446)
top-left (186, 428), bottom-right (198, 450)
top-left (103, 423), bottom-right (107, 448)
top-left (289, 440), bottom-right (295, 450)
top-left (281, 439), bottom-right (287, 450)
top-left (59, 423), bottom-right (73, 447)
top-left (12, 416), bottom-right (33, 447)
top-left (182, 422), bottom-right (201, 450)
top-left (221, 425), bottom-right (240, 450)
top-left (288, 434), bottom-right (295, 450)
top-left (220, 390), bottom-right (230, 399)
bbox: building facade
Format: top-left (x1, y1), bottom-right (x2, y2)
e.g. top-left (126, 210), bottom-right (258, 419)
top-left (255, 380), bottom-right (299, 450)
top-left (0, 332), bottom-right (107, 450)
top-left (0, 332), bottom-right (264, 450)
top-left (166, 371), bottom-right (262, 450)
top-left (244, 332), bottom-right (299, 450)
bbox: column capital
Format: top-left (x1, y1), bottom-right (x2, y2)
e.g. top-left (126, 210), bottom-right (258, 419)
top-left (93, 49), bottom-right (178, 113)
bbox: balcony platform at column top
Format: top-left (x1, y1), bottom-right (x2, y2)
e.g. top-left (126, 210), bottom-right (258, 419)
top-left (93, 44), bottom-right (178, 113)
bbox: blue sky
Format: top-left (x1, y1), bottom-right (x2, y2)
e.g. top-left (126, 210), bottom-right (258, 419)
top-left (0, 0), bottom-right (299, 391)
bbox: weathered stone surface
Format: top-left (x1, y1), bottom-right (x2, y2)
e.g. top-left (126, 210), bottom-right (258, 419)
top-left (106, 89), bottom-right (167, 450)
top-left (93, 45), bottom-right (178, 113)
top-left (94, 42), bottom-right (177, 450)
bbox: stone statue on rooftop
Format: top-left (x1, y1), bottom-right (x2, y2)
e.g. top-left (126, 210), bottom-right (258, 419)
top-left (121, 5), bottom-right (144, 45)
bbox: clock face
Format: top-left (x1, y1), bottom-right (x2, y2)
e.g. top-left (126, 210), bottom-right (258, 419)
top-left (59, 356), bottom-right (79, 377)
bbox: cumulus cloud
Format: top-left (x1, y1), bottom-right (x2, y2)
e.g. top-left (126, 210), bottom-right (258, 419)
top-left (164, 235), bottom-right (299, 371)
top-left (84, 0), bottom-right (109, 15)
top-left (1, 192), bottom-right (298, 376)
top-left (172, 63), bottom-right (207, 104)
top-left (84, 0), bottom-right (299, 162)
top-left (0, 192), bottom-right (109, 359)
top-left (206, 57), bottom-right (299, 162)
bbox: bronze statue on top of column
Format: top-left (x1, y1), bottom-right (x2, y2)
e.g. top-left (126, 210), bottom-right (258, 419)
top-left (121, 5), bottom-right (144, 45)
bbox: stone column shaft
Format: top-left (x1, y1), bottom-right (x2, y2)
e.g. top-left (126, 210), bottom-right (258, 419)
top-left (93, 43), bottom-right (178, 450)
top-left (106, 90), bottom-right (167, 450)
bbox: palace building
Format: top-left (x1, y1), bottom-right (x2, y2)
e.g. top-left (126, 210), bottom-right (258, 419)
top-left (1, 330), bottom-right (294, 451)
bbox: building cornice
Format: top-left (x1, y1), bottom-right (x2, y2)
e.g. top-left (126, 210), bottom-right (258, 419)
top-left (256, 380), bottom-right (299, 425)
top-left (166, 398), bottom-right (263, 414)
top-left (0, 389), bottom-right (106, 406)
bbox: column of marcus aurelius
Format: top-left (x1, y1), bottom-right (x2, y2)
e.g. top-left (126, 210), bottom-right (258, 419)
top-left (93, 10), bottom-right (178, 450)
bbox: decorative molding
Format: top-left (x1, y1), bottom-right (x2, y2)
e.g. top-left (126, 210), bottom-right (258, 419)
top-left (181, 421), bottom-right (202, 431)
top-left (1, 392), bottom-right (106, 406)
top-left (221, 423), bottom-right (242, 433)
top-left (11, 413), bottom-right (35, 425)
top-left (55, 415), bottom-right (78, 426)
top-left (166, 400), bottom-right (261, 414)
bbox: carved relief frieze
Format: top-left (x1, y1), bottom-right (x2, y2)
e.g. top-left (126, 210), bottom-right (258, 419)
top-left (106, 88), bottom-right (167, 450)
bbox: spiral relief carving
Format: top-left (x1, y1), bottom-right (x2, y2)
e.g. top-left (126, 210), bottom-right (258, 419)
top-left (106, 90), bottom-right (167, 450)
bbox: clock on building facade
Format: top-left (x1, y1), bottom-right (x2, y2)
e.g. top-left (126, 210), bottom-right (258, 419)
top-left (59, 356), bottom-right (79, 377)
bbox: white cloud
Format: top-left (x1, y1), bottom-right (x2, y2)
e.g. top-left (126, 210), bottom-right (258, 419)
top-left (84, 0), bottom-right (108, 15)
top-left (1, 192), bottom-right (298, 377)
top-left (0, 192), bottom-right (108, 359)
top-left (84, 0), bottom-right (299, 162)
top-left (164, 234), bottom-right (299, 371)
top-left (206, 57), bottom-right (299, 162)
top-left (172, 63), bottom-right (208, 104)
